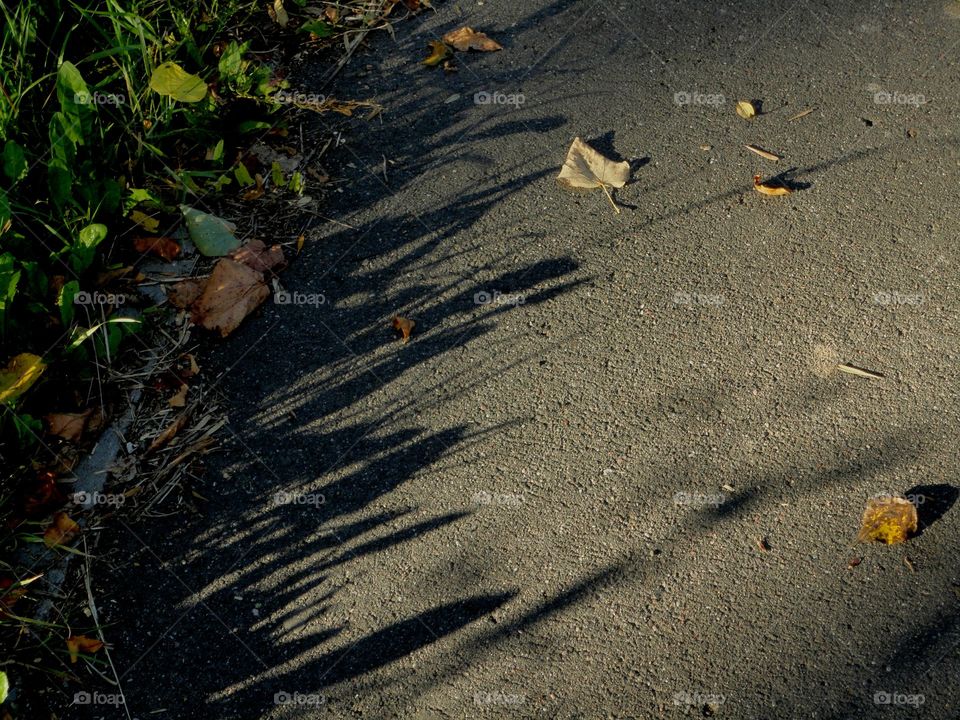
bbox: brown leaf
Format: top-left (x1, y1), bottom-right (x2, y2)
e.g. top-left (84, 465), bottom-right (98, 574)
top-left (167, 279), bottom-right (206, 309)
top-left (134, 236), bottom-right (181, 261)
top-left (848, 556), bottom-right (863, 569)
top-left (168, 383), bottom-right (188, 408)
top-left (392, 316), bottom-right (415, 342)
top-left (44, 410), bottom-right (94, 442)
top-left (230, 239), bottom-right (285, 273)
top-left (148, 411), bottom-right (190, 453)
top-left (191, 259), bottom-right (270, 337)
top-left (857, 495), bottom-right (918, 545)
top-left (66, 635), bottom-right (103, 664)
top-left (241, 174), bottom-right (265, 201)
top-left (44, 512), bottom-right (79, 548)
top-left (23, 472), bottom-right (66, 516)
top-left (442, 27), bottom-right (503, 52)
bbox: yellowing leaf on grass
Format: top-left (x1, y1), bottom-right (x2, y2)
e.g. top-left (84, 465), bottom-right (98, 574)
top-left (557, 137), bottom-right (631, 214)
top-left (392, 316), bottom-right (415, 342)
top-left (66, 635), bottom-right (103, 664)
top-left (745, 144), bottom-right (780, 162)
top-left (422, 41), bottom-right (452, 67)
top-left (735, 100), bottom-right (757, 119)
top-left (149, 62), bottom-right (208, 103)
top-left (129, 210), bottom-right (160, 233)
top-left (442, 27), bottom-right (503, 52)
top-left (43, 512), bottom-right (79, 548)
top-left (857, 495), bottom-right (918, 545)
top-left (753, 174), bottom-right (792, 196)
top-left (0, 353), bottom-right (45, 404)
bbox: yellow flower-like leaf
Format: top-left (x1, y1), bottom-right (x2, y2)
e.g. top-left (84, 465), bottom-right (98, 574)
top-left (857, 495), bottom-right (918, 545)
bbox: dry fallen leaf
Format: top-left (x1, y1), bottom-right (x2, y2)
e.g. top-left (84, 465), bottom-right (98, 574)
top-left (837, 363), bottom-right (884, 379)
top-left (557, 137), bottom-right (631, 214)
top-left (66, 635), bottom-right (103, 664)
top-left (167, 279), bottom-right (206, 309)
top-left (133, 236), bottom-right (181, 261)
top-left (44, 410), bottom-right (96, 443)
top-left (44, 512), bottom-right (79, 548)
top-left (442, 27), bottom-right (503, 52)
top-left (744, 144), bottom-right (780, 162)
top-left (271, 0), bottom-right (289, 26)
top-left (296, 234), bottom-right (306, 255)
top-left (168, 383), bottom-right (188, 408)
top-left (230, 239), bottom-right (285, 273)
top-left (735, 100), bottom-right (757, 119)
top-left (787, 107), bottom-right (816, 121)
top-left (241, 173), bottom-right (266, 201)
top-left (858, 495), bottom-right (918, 545)
top-left (148, 411), bottom-right (190, 453)
top-left (422, 40), bottom-right (452, 67)
top-left (753, 174), bottom-right (792, 196)
top-left (191, 259), bottom-right (271, 337)
top-left (392, 316), bottom-right (415, 342)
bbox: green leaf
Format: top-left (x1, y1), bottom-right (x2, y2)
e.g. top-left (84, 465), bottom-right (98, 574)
top-left (218, 41), bottom-right (249, 81)
top-left (0, 669), bottom-right (8, 703)
top-left (300, 20), bottom-right (334, 37)
top-left (234, 162), bottom-right (255, 187)
top-left (288, 171), bottom-right (304, 194)
top-left (179, 205), bottom-right (239, 256)
top-left (236, 120), bottom-right (272, 135)
top-left (149, 62), bottom-right (208, 103)
top-left (3, 141), bottom-right (28, 182)
top-left (59, 279), bottom-right (79, 326)
top-left (270, 161), bottom-right (284, 187)
top-left (11, 411), bottom-right (42, 445)
top-left (69, 223), bottom-right (108, 272)
top-left (210, 139), bottom-right (225, 163)
top-left (56, 62), bottom-right (94, 143)
top-left (0, 253), bottom-right (20, 330)
top-left (0, 353), bottom-right (45, 404)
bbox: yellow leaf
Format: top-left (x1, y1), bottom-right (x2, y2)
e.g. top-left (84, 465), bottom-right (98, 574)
top-left (149, 62), bottom-right (208, 103)
top-left (44, 512), bottom-right (79, 548)
top-left (0, 353), bottom-right (45, 404)
top-left (272, 0), bottom-right (289, 26)
top-left (66, 635), bottom-right (103, 664)
top-left (296, 233), bottom-right (305, 255)
top-left (422, 41), bottom-right (452, 67)
top-left (735, 100), bottom-right (756, 119)
top-left (129, 210), bottom-right (160, 233)
top-left (857, 495), bottom-right (918, 545)
top-left (753, 174), bottom-right (792, 196)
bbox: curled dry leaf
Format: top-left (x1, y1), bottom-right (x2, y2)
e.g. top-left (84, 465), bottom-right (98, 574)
top-left (557, 137), bottom-right (631, 214)
top-left (66, 635), bottom-right (104, 664)
top-left (167, 279), bottom-right (205, 309)
top-left (735, 100), bottom-right (757, 119)
top-left (753, 174), bottom-right (792, 196)
top-left (44, 410), bottom-right (96, 443)
top-left (133, 236), bottom-right (181, 261)
top-left (857, 495), bottom-right (918, 545)
top-left (148, 411), bottom-right (190, 453)
top-left (392, 316), bottom-right (415, 342)
top-left (44, 512), bottom-right (79, 548)
top-left (442, 27), bottom-right (503, 52)
top-left (191, 258), bottom-right (270, 337)
top-left (423, 40), bottom-right (452, 67)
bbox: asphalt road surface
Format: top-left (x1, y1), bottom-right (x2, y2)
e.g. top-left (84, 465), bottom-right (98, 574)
top-left (75, 1), bottom-right (960, 717)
